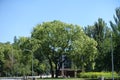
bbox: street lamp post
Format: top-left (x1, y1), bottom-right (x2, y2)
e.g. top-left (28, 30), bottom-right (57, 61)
top-left (24, 49), bottom-right (33, 80)
top-left (111, 33), bottom-right (114, 80)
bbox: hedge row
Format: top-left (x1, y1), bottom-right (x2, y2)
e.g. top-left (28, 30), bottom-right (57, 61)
top-left (77, 72), bottom-right (119, 79)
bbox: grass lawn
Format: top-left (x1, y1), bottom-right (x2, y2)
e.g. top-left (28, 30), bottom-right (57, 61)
top-left (37, 78), bottom-right (86, 80)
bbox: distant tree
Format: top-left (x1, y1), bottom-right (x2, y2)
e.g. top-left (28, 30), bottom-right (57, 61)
top-left (1, 42), bottom-right (15, 76)
top-left (0, 43), bottom-right (5, 76)
top-left (110, 7), bottom-right (120, 72)
top-left (84, 25), bottom-right (95, 37)
top-left (17, 37), bottom-right (41, 76)
top-left (84, 18), bottom-right (112, 71)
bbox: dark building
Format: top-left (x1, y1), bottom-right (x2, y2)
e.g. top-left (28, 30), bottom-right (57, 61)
top-left (59, 56), bottom-right (81, 77)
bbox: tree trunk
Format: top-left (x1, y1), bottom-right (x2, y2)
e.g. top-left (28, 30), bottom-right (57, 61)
top-left (82, 64), bottom-right (85, 72)
top-left (81, 56), bottom-right (85, 72)
top-left (55, 63), bottom-right (59, 78)
top-left (48, 57), bottom-right (54, 78)
top-left (55, 69), bottom-right (59, 78)
top-left (55, 60), bottom-right (63, 78)
top-left (50, 63), bottom-right (54, 78)
top-left (55, 65), bottom-right (60, 78)
top-left (51, 70), bottom-right (54, 78)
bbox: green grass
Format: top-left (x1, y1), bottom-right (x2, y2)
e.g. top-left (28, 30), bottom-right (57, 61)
top-left (37, 78), bottom-right (85, 80)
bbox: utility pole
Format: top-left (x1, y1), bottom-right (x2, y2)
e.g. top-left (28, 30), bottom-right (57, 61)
top-left (111, 33), bottom-right (114, 80)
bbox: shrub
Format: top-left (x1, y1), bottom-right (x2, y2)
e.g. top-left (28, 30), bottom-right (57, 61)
top-left (77, 72), bottom-right (119, 79)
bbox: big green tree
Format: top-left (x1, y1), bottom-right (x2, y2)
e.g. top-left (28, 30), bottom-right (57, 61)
top-left (31, 20), bottom-right (97, 78)
top-left (110, 7), bottom-right (120, 72)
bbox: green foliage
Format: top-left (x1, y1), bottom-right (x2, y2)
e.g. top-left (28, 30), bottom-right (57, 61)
top-left (84, 18), bottom-right (112, 71)
top-left (0, 43), bottom-right (4, 61)
top-left (77, 72), bottom-right (119, 79)
top-left (31, 20), bottom-right (97, 77)
top-left (72, 36), bottom-right (97, 71)
top-left (110, 7), bottom-right (120, 72)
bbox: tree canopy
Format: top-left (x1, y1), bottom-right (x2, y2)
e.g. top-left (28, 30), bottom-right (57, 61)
top-left (31, 20), bottom-right (97, 77)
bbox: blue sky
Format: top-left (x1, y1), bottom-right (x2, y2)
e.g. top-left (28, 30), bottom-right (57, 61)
top-left (0, 0), bottom-right (119, 43)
